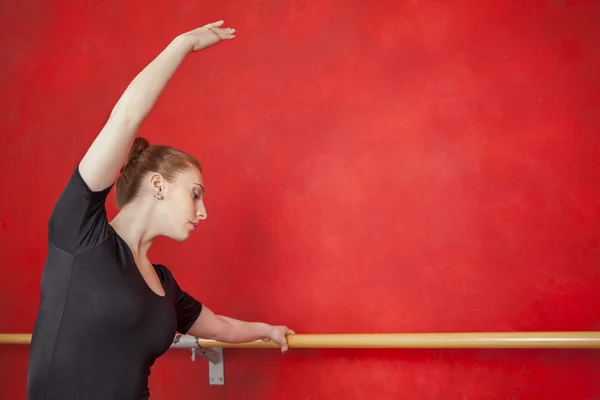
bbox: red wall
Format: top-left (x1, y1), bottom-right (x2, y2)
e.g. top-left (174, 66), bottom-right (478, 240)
top-left (2, 0), bottom-right (600, 399)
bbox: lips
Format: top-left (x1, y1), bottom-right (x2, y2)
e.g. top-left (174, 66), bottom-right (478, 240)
top-left (190, 222), bottom-right (198, 229)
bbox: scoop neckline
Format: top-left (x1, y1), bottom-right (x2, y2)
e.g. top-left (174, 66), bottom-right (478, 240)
top-left (112, 228), bottom-right (167, 299)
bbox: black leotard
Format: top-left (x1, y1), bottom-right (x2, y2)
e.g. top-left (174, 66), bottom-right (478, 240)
top-left (27, 165), bottom-right (203, 399)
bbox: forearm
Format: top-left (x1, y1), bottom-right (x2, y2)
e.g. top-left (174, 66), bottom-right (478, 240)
top-left (79, 35), bottom-right (195, 190)
top-left (186, 305), bottom-right (293, 351)
top-left (110, 35), bottom-right (193, 124)
top-left (214, 315), bottom-right (272, 343)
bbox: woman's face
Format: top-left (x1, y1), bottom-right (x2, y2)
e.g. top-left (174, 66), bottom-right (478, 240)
top-left (152, 166), bottom-right (207, 242)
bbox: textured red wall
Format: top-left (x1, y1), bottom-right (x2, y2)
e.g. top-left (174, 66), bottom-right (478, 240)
top-left (2, 0), bottom-right (600, 399)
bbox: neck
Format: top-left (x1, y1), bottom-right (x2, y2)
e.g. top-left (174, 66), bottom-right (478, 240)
top-left (110, 201), bottom-right (158, 260)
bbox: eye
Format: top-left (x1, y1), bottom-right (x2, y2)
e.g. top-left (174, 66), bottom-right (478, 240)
top-left (192, 190), bottom-right (200, 200)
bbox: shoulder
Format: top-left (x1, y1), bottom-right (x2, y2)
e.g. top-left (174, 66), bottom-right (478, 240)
top-left (48, 163), bottom-right (114, 254)
top-left (56, 163), bottom-right (114, 205)
top-left (71, 163), bottom-right (114, 198)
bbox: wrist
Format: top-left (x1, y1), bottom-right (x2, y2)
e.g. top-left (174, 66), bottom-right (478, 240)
top-left (171, 33), bottom-right (195, 52)
top-left (260, 323), bottom-right (273, 340)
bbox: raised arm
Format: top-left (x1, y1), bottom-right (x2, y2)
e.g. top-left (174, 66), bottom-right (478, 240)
top-left (79, 21), bottom-right (235, 191)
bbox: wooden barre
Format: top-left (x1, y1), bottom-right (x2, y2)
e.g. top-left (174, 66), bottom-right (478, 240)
top-left (3, 332), bottom-right (600, 349)
top-left (198, 332), bottom-right (600, 349)
top-left (0, 334), bottom-right (31, 345)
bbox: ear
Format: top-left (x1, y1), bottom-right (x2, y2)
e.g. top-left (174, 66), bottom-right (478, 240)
top-left (148, 173), bottom-right (170, 199)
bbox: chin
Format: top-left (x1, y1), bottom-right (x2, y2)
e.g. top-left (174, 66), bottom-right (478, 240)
top-left (173, 232), bottom-right (191, 243)
top-left (165, 229), bottom-right (192, 243)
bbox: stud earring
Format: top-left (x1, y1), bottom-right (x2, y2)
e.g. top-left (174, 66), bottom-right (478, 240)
top-left (153, 193), bottom-right (163, 200)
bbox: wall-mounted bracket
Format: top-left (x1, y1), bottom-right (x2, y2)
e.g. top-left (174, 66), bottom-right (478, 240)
top-left (171, 334), bottom-right (225, 386)
top-left (200, 347), bottom-right (224, 385)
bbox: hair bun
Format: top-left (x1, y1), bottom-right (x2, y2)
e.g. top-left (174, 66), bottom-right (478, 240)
top-left (130, 137), bottom-right (149, 155)
top-left (120, 137), bottom-right (150, 173)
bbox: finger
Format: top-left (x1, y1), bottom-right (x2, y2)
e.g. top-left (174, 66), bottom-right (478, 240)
top-left (215, 28), bottom-right (236, 37)
top-left (288, 329), bottom-right (296, 335)
top-left (206, 20), bottom-right (224, 28)
top-left (208, 27), bottom-right (235, 40)
top-left (281, 342), bottom-right (288, 353)
top-left (210, 27), bottom-right (235, 34)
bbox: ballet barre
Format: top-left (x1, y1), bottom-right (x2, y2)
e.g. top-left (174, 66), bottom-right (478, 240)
top-left (196, 331), bottom-right (600, 349)
top-left (3, 331), bottom-right (600, 386)
top-left (4, 331), bottom-right (600, 348)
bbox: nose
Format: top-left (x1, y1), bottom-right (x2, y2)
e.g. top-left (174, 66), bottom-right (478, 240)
top-left (197, 201), bottom-right (207, 220)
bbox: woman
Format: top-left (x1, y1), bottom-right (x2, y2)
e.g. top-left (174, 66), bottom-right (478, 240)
top-left (27, 20), bottom-right (294, 400)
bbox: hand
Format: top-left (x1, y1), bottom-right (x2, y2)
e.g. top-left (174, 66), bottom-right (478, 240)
top-left (180, 20), bottom-right (235, 51)
top-left (263, 325), bottom-right (295, 353)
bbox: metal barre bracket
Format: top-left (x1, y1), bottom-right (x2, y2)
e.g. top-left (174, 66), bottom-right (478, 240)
top-left (171, 334), bottom-right (225, 386)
